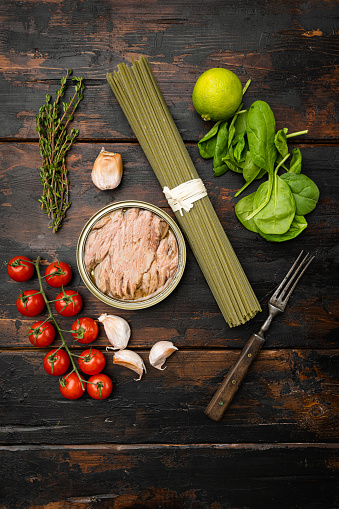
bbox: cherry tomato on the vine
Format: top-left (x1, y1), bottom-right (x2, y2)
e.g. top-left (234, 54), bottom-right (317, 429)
top-left (43, 348), bottom-right (70, 376)
top-left (7, 256), bottom-right (35, 282)
top-left (54, 289), bottom-right (82, 317)
top-left (16, 290), bottom-right (45, 317)
top-left (87, 374), bottom-right (113, 400)
top-left (45, 261), bottom-right (72, 288)
top-left (78, 348), bottom-right (105, 375)
top-left (60, 372), bottom-right (85, 400)
top-left (29, 320), bottom-right (55, 347)
top-left (71, 317), bottom-right (99, 344)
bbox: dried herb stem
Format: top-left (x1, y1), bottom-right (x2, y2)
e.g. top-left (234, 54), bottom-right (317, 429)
top-left (36, 70), bottom-right (85, 232)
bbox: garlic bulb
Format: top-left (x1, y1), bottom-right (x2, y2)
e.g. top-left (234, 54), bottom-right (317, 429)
top-left (113, 350), bottom-right (146, 381)
top-left (149, 341), bottom-right (178, 370)
top-left (98, 313), bottom-right (130, 350)
top-left (91, 147), bottom-right (123, 190)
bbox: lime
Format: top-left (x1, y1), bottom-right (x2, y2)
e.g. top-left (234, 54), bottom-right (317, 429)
top-left (192, 68), bottom-right (243, 121)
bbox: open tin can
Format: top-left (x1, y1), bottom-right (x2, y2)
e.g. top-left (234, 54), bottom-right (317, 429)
top-left (76, 200), bottom-right (186, 310)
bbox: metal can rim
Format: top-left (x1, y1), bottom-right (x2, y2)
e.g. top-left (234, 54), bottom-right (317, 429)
top-left (76, 200), bottom-right (186, 310)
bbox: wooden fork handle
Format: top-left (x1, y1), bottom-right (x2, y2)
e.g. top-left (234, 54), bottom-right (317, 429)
top-left (205, 333), bottom-right (265, 421)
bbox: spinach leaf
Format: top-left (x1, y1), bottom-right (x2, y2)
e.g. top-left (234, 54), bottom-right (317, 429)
top-left (235, 168), bottom-right (266, 197)
top-left (234, 131), bottom-right (246, 162)
top-left (247, 101), bottom-right (277, 171)
top-left (234, 151), bottom-right (266, 197)
top-left (198, 121), bottom-right (222, 159)
top-left (212, 120), bottom-right (229, 176)
top-left (234, 110), bottom-right (248, 137)
top-left (257, 215), bottom-right (307, 242)
top-left (214, 166), bottom-right (228, 177)
top-left (289, 148), bottom-right (302, 173)
top-left (222, 146), bottom-right (244, 174)
top-left (253, 173), bottom-right (296, 234)
top-left (280, 173), bottom-right (319, 215)
top-left (246, 101), bottom-right (277, 219)
top-left (231, 133), bottom-right (242, 146)
top-left (230, 112), bottom-right (248, 147)
top-left (235, 192), bottom-right (259, 233)
top-left (274, 128), bottom-right (289, 158)
top-left (228, 104), bottom-right (244, 148)
top-left (243, 150), bottom-right (261, 182)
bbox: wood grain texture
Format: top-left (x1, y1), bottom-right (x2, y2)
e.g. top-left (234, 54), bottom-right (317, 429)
top-left (1, 349), bottom-right (337, 444)
top-left (0, 0), bottom-right (338, 140)
top-left (1, 143), bottom-right (338, 349)
top-left (1, 1), bottom-right (338, 507)
top-left (0, 444), bottom-right (338, 509)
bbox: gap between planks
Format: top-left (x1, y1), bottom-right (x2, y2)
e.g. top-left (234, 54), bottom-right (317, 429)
top-left (1, 347), bottom-right (337, 352)
top-left (0, 138), bottom-right (337, 146)
top-left (0, 442), bottom-right (338, 451)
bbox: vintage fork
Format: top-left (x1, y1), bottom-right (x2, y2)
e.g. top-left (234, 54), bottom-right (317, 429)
top-left (205, 250), bottom-right (315, 422)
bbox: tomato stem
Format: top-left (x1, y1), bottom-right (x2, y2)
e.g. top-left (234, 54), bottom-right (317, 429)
top-left (28, 317), bottom-right (51, 345)
top-left (9, 258), bottom-right (35, 267)
top-left (34, 256), bottom-right (85, 390)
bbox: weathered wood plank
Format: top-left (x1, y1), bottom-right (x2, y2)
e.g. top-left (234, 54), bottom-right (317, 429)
top-left (0, 443), bottom-right (337, 508)
top-left (0, 0), bottom-right (338, 140)
top-left (0, 349), bottom-right (337, 444)
top-left (1, 143), bottom-right (338, 349)
top-left (1, 143), bottom-right (337, 244)
top-left (1, 2), bottom-right (338, 507)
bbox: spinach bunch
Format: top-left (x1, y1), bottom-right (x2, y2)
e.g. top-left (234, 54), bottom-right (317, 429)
top-left (198, 99), bottom-right (319, 242)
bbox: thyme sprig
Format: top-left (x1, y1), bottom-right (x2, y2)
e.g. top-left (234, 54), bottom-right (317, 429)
top-left (36, 70), bottom-right (85, 232)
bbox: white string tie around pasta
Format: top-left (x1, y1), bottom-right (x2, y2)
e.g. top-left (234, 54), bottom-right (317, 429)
top-left (163, 179), bottom-right (207, 216)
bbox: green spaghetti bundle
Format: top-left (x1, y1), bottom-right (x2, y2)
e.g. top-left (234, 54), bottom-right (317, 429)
top-left (107, 56), bottom-right (261, 327)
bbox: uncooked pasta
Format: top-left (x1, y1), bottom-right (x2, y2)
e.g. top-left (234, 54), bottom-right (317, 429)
top-left (107, 56), bottom-right (261, 326)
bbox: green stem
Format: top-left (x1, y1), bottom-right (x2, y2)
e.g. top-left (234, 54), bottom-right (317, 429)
top-left (35, 256), bottom-right (84, 390)
top-left (234, 179), bottom-right (253, 198)
top-left (242, 79), bottom-right (251, 95)
top-left (245, 173), bottom-right (274, 221)
top-left (246, 154), bottom-right (290, 220)
top-left (50, 344), bottom-right (64, 355)
top-left (28, 315), bottom-right (51, 333)
top-left (286, 130), bottom-right (308, 138)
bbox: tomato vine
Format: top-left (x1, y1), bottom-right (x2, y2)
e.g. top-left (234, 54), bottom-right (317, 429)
top-left (8, 255), bottom-right (112, 400)
top-left (34, 256), bottom-right (86, 390)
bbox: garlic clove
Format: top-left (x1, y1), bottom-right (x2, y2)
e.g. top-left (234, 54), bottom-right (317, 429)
top-left (149, 341), bottom-right (178, 370)
top-left (98, 313), bottom-right (130, 350)
top-left (113, 349), bottom-right (146, 381)
top-left (91, 147), bottom-right (123, 190)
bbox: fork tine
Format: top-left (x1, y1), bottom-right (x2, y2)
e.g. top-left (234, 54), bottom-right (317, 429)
top-left (272, 250), bottom-right (304, 299)
top-left (278, 251), bottom-right (311, 299)
top-left (281, 254), bottom-right (315, 303)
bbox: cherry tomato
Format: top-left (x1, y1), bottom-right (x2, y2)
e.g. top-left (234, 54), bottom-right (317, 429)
top-left (87, 374), bottom-right (113, 400)
top-left (45, 261), bottom-right (72, 288)
top-left (71, 317), bottom-right (99, 344)
top-left (43, 348), bottom-right (70, 376)
top-left (7, 256), bottom-right (35, 282)
top-left (54, 289), bottom-right (82, 317)
top-left (60, 372), bottom-right (85, 400)
top-left (16, 290), bottom-right (45, 317)
top-left (78, 348), bottom-right (105, 375)
top-left (29, 320), bottom-right (55, 347)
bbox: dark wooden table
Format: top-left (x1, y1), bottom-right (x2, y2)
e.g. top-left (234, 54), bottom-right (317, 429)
top-left (1, 1), bottom-right (338, 507)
